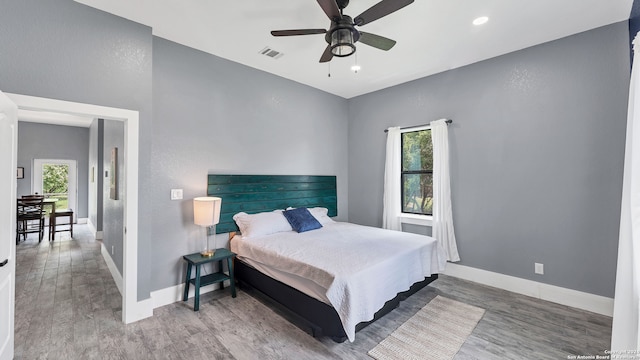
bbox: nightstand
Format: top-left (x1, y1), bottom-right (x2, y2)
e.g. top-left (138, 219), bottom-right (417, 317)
top-left (182, 248), bottom-right (236, 311)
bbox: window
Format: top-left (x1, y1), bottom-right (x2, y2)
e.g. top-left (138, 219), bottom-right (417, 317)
top-left (33, 159), bottom-right (77, 221)
top-left (401, 129), bottom-right (433, 216)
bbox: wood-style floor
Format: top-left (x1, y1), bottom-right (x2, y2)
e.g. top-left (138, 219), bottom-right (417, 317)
top-left (14, 225), bottom-right (612, 359)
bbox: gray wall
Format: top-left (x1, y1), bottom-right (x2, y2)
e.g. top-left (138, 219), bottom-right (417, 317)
top-left (88, 119), bottom-right (104, 233)
top-left (103, 120), bottom-right (125, 274)
top-left (150, 37), bottom-right (349, 291)
top-left (0, 0), bottom-right (154, 301)
top-left (348, 22), bottom-right (630, 298)
top-left (17, 122), bottom-right (90, 218)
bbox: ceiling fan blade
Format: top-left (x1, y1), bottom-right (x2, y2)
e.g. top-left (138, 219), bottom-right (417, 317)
top-left (317, 0), bottom-right (342, 20)
top-left (354, 0), bottom-right (414, 26)
top-left (271, 29), bottom-right (327, 36)
top-left (319, 45), bottom-right (334, 63)
top-left (358, 32), bottom-right (396, 51)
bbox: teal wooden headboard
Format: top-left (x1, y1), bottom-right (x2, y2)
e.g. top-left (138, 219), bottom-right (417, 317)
top-left (207, 175), bottom-right (337, 234)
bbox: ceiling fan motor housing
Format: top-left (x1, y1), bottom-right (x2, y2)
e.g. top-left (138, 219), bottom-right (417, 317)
top-left (326, 15), bottom-right (360, 57)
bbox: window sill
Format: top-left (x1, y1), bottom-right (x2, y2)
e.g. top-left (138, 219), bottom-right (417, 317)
top-left (399, 214), bottom-right (433, 227)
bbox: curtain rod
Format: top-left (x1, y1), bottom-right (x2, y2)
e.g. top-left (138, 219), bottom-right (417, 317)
top-left (384, 119), bottom-right (452, 133)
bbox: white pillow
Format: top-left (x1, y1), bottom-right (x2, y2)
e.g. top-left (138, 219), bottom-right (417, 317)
top-left (286, 207), bottom-right (335, 225)
top-left (309, 207), bottom-right (335, 225)
top-left (233, 210), bottom-right (292, 238)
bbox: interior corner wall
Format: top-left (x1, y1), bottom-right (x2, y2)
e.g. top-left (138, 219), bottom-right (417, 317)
top-left (89, 118), bottom-right (104, 234)
top-left (0, 0), bottom-right (154, 301)
top-left (17, 122), bottom-right (90, 218)
top-left (102, 120), bottom-right (125, 274)
top-left (347, 22), bottom-right (630, 298)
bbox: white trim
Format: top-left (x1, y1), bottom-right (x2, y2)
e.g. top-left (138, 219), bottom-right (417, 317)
top-left (6, 93), bottom-right (151, 323)
top-left (400, 213), bottom-right (433, 227)
top-left (86, 219), bottom-right (96, 237)
top-left (150, 281), bottom-right (229, 310)
top-left (0, 91), bottom-right (18, 360)
top-left (77, 218), bottom-right (87, 225)
top-left (400, 124), bottom-right (431, 133)
top-left (101, 243), bottom-right (123, 295)
top-left (444, 263), bottom-right (614, 316)
top-left (86, 218), bottom-right (103, 239)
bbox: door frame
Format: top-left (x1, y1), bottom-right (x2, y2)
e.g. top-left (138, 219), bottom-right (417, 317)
top-left (33, 159), bottom-right (78, 222)
top-left (7, 92), bottom-right (152, 324)
top-left (0, 91), bottom-right (17, 360)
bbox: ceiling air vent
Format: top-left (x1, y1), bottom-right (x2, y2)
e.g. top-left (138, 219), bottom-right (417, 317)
top-left (259, 46), bottom-right (284, 59)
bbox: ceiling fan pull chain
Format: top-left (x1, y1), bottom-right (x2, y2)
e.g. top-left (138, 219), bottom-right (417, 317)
top-left (328, 62), bottom-right (331, 77)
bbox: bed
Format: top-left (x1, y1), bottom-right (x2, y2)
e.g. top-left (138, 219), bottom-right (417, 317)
top-left (208, 175), bottom-right (446, 342)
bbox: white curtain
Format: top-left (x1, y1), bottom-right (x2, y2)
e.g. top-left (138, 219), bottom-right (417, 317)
top-left (430, 119), bottom-right (460, 262)
top-left (383, 127), bottom-right (402, 231)
top-left (611, 33), bottom-right (640, 352)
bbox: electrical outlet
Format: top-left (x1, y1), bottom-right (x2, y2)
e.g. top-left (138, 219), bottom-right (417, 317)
top-left (535, 263), bottom-right (544, 275)
top-left (170, 189), bottom-right (183, 200)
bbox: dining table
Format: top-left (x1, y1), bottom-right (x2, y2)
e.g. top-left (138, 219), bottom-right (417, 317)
top-left (42, 198), bottom-right (58, 216)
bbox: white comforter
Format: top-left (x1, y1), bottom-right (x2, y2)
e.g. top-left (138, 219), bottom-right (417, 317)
top-left (231, 222), bottom-right (447, 342)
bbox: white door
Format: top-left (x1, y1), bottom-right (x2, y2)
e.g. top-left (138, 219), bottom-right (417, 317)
top-left (33, 159), bottom-right (77, 222)
top-left (0, 91), bottom-right (17, 360)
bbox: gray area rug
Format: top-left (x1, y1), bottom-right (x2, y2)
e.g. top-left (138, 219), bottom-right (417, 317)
top-left (368, 295), bottom-right (485, 360)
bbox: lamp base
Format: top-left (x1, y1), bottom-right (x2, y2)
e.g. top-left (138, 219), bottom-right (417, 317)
top-left (200, 249), bottom-right (215, 257)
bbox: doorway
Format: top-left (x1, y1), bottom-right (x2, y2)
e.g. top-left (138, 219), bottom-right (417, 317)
top-left (33, 159), bottom-right (77, 222)
top-left (6, 92), bottom-right (149, 324)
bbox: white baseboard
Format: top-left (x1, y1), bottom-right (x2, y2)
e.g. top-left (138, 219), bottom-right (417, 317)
top-left (86, 219), bottom-right (96, 236)
top-left (444, 263), bottom-right (614, 317)
top-left (151, 279), bottom-right (231, 310)
top-left (77, 217), bottom-right (87, 224)
top-left (86, 219), bottom-right (103, 239)
top-left (101, 243), bottom-right (123, 296)
top-left (125, 297), bottom-right (154, 324)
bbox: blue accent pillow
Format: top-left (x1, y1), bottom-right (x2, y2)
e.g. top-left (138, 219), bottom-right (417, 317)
top-left (283, 207), bottom-right (322, 233)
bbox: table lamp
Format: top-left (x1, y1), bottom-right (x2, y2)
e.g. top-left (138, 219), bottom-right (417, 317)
top-left (193, 196), bottom-right (222, 257)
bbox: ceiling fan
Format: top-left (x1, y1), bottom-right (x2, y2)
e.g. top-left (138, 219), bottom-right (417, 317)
top-left (271, 0), bottom-right (414, 63)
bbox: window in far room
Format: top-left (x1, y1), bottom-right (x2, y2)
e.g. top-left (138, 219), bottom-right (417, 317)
top-left (401, 129), bottom-right (433, 216)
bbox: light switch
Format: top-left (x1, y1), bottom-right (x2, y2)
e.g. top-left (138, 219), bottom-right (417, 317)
top-left (170, 189), bottom-right (183, 200)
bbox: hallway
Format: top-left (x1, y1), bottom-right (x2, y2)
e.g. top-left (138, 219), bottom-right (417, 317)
top-left (14, 225), bottom-right (122, 359)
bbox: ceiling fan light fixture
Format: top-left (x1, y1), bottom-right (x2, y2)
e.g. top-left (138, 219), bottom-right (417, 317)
top-left (330, 28), bottom-right (356, 57)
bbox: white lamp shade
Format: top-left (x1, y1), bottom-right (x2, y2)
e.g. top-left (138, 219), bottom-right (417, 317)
top-left (193, 197), bottom-right (222, 226)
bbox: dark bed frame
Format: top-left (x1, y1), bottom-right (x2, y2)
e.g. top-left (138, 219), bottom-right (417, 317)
top-left (235, 258), bottom-right (438, 342)
top-left (207, 174), bottom-right (439, 342)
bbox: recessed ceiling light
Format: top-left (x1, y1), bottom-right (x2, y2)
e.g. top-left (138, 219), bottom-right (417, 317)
top-left (473, 16), bottom-right (489, 26)
top-left (351, 65), bottom-right (361, 73)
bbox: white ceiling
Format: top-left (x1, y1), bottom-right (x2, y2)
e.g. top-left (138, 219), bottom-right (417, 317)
top-left (75, 0), bottom-right (632, 99)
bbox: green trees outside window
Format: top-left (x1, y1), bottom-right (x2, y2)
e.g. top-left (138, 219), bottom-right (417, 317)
top-left (42, 164), bottom-right (69, 209)
top-left (401, 129), bottom-right (433, 215)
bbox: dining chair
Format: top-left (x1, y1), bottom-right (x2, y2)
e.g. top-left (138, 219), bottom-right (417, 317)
top-left (16, 197), bottom-right (46, 243)
top-left (49, 208), bottom-right (73, 241)
top-left (21, 194), bottom-right (44, 199)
